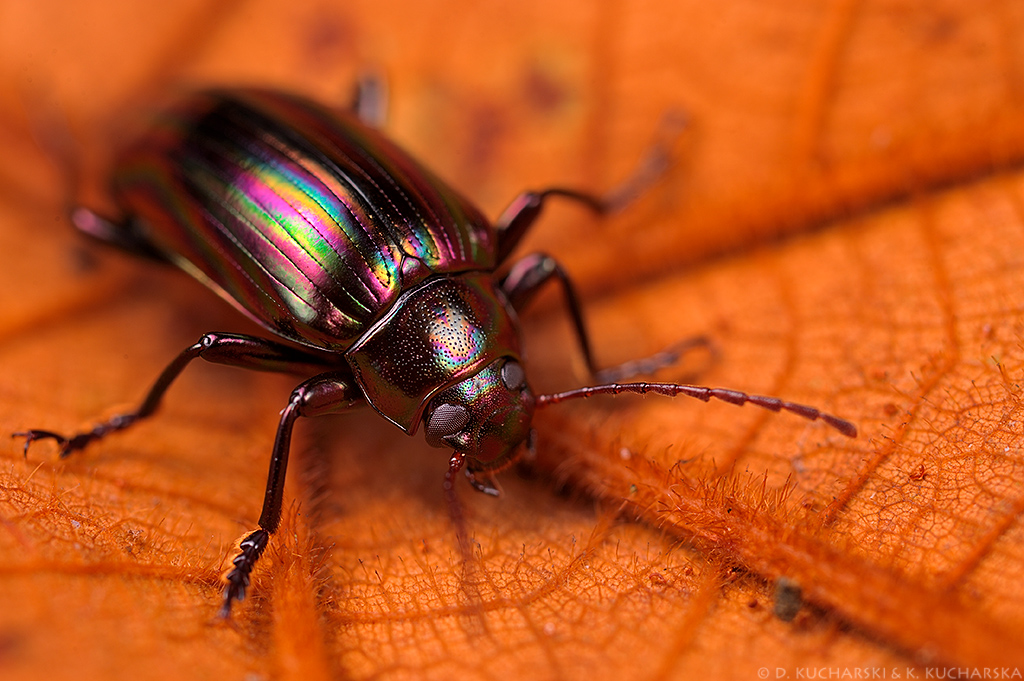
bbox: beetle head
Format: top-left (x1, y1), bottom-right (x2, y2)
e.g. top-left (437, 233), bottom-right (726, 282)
top-left (423, 357), bottom-right (534, 465)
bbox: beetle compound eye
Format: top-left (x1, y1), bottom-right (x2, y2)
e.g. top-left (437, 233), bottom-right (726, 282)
top-left (426, 403), bottom-right (470, 443)
top-left (501, 360), bottom-right (526, 391)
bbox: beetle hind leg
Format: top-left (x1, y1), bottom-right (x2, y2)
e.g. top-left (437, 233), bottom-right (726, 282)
top-left (70, 208), bottom-right (172, 263)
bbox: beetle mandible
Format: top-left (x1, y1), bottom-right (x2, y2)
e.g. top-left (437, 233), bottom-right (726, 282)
top-left (15, 84), bottom-right (856, 617)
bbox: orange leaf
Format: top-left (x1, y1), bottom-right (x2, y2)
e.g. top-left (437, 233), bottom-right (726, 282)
top-left (1, 2), bottom-right (1022, 680)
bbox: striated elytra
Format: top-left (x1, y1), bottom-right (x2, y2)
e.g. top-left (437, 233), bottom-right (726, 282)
top-left (15, 86), bottom-right (856, 616)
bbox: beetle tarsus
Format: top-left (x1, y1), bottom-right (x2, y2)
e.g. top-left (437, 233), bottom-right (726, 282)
top-left (13, 415), bottom-right (139, 458)
top-left (593, 335), bottom-right (716, 384)
top-left (220, 528), bottom-right (270, 618)
top-left (600, 110), bottom-right (687, 212)
top-left (13, 429), bottom-right (69, 457)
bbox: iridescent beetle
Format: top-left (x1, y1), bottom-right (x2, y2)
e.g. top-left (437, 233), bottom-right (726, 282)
top-left (16, 86), bottom-right (856, 616)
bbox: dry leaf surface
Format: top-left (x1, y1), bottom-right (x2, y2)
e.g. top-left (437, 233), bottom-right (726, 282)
top-left (0, 1), bottom-right (1023, 680)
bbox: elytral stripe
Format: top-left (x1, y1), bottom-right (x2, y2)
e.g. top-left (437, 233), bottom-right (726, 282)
top-left (267, 96), bottom-right (463, 267)
top-left (200, 105), bottom-right (395, 315)
top-left (258, 130), bottom-right (398, 300)
top-left (185, 161), bottom-right (335, 329)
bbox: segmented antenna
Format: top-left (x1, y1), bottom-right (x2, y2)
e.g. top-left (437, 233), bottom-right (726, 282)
top-left (535, 382), bottom-right (857, 438)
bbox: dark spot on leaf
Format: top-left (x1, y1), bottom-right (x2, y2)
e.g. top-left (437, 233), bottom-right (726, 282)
top-left (69, 244), bottom-right (100, 275)
top-left (460, 103), bottom-right (507, 180)
top-left (0, 630), bottom-right (24, 662)
top-left (773, 577), bottom-right (803, 622)
top-left (523, 65), bottom-right (567, 115)
top-left (300, 9), bottom-right (355, 69)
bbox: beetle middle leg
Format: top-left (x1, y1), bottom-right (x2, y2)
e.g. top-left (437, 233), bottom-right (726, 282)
top-left (500, 252), bottom-right (710, 383)
top-left (14, 332), bottom-right (336, 457)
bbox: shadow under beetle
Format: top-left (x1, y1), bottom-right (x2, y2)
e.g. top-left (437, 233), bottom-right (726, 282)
top-left (15, 83), bottom-right (856, 617)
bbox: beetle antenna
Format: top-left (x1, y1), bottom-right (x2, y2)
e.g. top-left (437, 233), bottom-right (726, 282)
top-left (535, 382), bottom-right (857, 438)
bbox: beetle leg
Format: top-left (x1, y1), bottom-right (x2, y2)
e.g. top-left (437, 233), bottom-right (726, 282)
top-left (350, 72), bottom-right (388, 128)
top-left (500, 252), bottom-right (597, 373)
top-left (500, 252), bottom-right (604, 378)
top-left (22, 93), bottom-right (173, 264)
top-left (69, 209), bottom-right (172, 263)
top-left (221, 370), bottom-right (361, 617)
top-left (591, 335), bottom-right (715, 384)
top-left (463, 434), bottom-right (532, 497)
top-left (442, 450), bottom-right (472, 557)
top-left (494, 113), bottom-right (683, 262)
top-left (500, 253), bottom-right (713, 382)
top-left (14, 332), bottom-right (336, 459)
top-left (494, 189), bottom-right (605, 263)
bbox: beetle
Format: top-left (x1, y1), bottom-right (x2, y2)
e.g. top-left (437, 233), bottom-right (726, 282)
top-left (15, 85), bottom-right (856, 617)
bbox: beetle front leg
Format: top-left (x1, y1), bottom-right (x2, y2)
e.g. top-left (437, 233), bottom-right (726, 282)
top-left (221, 370), bottom-right (361, 617)
top-left (14, 333), bottom-right (334, 458)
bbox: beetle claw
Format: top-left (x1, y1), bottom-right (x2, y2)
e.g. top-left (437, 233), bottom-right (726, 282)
top-left (12, 428), bottom-right (107, 458)
top-left (220, 528), bottom-right (270, 618)
top-left (12, 429), bottom-right (70, 458)
top-left (13, 412), bottom-right (142, 460)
